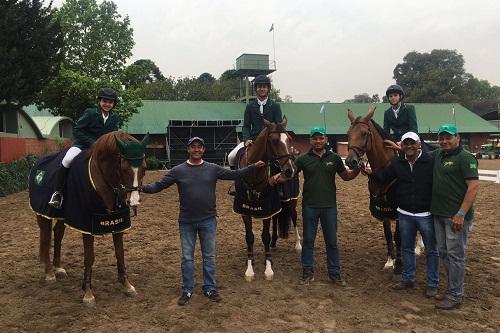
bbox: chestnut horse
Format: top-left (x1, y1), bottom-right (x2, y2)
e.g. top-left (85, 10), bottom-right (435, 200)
top-left (344, 105), bottom-right (403, 275)
top-left (235, 117), bottom-right (296, 281)
top-left (29, 131), bottom-right (148, 307)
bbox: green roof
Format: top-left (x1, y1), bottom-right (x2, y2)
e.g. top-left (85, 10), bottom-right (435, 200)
top-left (125, 101), bottom-right (498, 135)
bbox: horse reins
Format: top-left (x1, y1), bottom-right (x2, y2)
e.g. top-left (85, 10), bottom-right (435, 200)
top-left (347, 120), bottom-right (372, 169)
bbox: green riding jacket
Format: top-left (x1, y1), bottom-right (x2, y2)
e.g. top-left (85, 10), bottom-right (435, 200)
top-left (383, 103), bottom-right (418, 141)
top-left (72, 107), bottom-right (119, 149)
top-left (242, 99), bottom-right (282, 141)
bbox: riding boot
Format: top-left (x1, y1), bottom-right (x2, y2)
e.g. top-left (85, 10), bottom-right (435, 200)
top-left (48, 166), bottom-right (69, 209)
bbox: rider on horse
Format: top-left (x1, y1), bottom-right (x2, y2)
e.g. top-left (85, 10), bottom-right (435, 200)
top-left (383, 84), bottom-right (418, 143)
top-left (227, 75), bottom-right (282, 168)
top-left (48, 88), bottom-right (119, 209)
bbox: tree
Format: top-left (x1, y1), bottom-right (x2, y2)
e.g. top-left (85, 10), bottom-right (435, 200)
top-left (0, 0), bottom-right (63, 106)
top-left (393, 49), bottom-right (468, 102)
top-left (344, 93), bottom-right (372, 103)
top-left (123, 59), bottom-right (165, 88)
top-left (56, 0), bottom-right (134, 79)
top-left (138, 78), bottom-right (177, 100)
top-left (37, 0), bottom-right (141, 125)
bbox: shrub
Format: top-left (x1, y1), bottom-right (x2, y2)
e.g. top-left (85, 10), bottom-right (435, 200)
top-left (145, 156), bottom-right (160, 170)
top-left (0, 154), bottom-right (38, 196)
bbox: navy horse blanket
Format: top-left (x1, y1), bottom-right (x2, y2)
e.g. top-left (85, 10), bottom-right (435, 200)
top-left (232, 148), bottom-right (281, 219)
top-left (29, 149), bottom-right (131, 235)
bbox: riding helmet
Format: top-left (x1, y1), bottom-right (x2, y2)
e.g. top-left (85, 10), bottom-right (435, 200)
top-left (254, 75), bottom-right (271, 89)
top-left (385, 84), bottom-right (404, 99)
top-left (97, 87), bottom-right (118, 103)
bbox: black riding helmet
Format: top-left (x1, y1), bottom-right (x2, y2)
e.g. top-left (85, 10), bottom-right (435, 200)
top-left (385, 84), bottom-right (404, 99)
top-left (97, 87), bottom-right (118, 104)
top-left (254, 75), bottom-right (271, 90)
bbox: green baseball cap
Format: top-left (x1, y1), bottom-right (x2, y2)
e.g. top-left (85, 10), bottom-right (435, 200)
top-left (310, 127), bottom-right (326, 137)
top-left (437, 124), bottom-right (458, 136)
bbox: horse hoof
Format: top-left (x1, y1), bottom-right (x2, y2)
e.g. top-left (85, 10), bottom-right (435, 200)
top-left (125, 286), bottom-right (137, 297)
top-left (54, 267), bottom-right (68, 279)
top-left (264, 273), bottom-right (274, 281)
top-left (245, 274), bottom-right (255, 282)
top-left (45, 274), bottom-right (56, 283)
top-left (83, 295), bottom-right (96, 308)
top-left (383, 258), bottom-right (394, 270)
top-left (295, 244), bottom-right (302, 254)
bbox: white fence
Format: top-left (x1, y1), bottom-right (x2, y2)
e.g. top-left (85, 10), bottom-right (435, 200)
top-left (479, 169), bottom-right (500, 183)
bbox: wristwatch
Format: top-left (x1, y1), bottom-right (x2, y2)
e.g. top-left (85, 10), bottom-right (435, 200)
top-left (456, 210), bottom-right (466, 217)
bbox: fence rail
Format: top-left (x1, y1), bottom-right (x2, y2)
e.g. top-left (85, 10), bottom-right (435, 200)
top-left (479, 169), bottom-right (500, 183)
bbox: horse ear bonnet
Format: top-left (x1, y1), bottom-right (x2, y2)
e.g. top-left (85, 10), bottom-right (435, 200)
top-left (114, 136), bottom-right (145, 167)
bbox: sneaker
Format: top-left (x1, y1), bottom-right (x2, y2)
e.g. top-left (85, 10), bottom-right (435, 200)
top-left (328, 273), bottom-right (347, 287)
top-left (299, 270), bottom-right (314, 285)
top-left (204, 289), bottom-right (222, 303)
top-left (392, 281), bottom-right (415, 290)
top-left (425, 287), bottom-right (438, 298)
top-left (177, 291), bottom-right (192, 306)
top-left (435, 297), bottom-right (462, 310)
top-left (48, 191), bottom-right (63, 209)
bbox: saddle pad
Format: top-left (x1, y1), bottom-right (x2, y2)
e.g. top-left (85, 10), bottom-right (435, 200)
top-left (233, 176), bottom-right (282, 219)
top-left (278, 176), bottom-right (300, 201)
top-left (369, 186), bottom-right (398, 221)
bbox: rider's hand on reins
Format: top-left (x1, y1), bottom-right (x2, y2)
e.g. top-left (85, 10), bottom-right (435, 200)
top-left (244, 140), bottom-right (253, 147)
top-left (254, 161), bottom-right (266, 168)
top-left (360, 164), bottom-right (372, 176)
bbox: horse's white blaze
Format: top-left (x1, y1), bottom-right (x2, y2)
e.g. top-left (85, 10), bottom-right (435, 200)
top-left (245, 259), bottom-right (255, 282)
top-left (264, 259), bottom-right (274, 280)
top-left (129, 167), bottom-right (141, 206)
top-left (280, 133), bottom-right (296, 175)
top-left (383, 257), bottom-right (395, 270)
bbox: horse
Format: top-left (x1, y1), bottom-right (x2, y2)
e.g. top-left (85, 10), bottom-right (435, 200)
top-left (28, 131), bottom-right (149, 307)
top-left (233, 116), bottom-right (296, 281)
top-left (344, 105), bottom-right (403, 275)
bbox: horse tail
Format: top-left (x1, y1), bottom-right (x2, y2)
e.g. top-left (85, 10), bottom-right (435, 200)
top-left (277, 201), bottom-right (290, 239)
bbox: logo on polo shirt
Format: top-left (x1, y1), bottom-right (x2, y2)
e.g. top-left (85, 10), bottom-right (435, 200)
top-left (443, 161), bottom-right (454, 167)
top-left (469, 163), bottom-right (477, 169)
top-left (325, 162), bottom-right (333, 166)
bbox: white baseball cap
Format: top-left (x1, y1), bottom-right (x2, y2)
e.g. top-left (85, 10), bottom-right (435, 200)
top-left (401, 131), bottom-right (420, 143)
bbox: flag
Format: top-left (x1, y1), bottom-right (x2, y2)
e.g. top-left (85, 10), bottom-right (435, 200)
top-left (269, 23), bottom-right (274, 32)
top-left (497, 103), bottom-right (500, 114)
top-left (320, 105), bottom-right (325, 114)
top-left (451, 105), bottom-right (455, 116)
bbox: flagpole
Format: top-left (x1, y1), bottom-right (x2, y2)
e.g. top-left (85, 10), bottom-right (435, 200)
top-left (272, 27), bottom-right (276, 69)
top-left (452, 104), bottom-right (457, 127)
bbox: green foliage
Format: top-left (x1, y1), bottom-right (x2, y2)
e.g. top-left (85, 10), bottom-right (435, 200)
top-left (0, 0), bottom-right (63, 106)
top-left (123, 59), bottom-right (165, 89)
top-left (0, 155), bottom-right (38, 196)
top-left (56, 0), bottom-right (134, 79)
top-left (344, 93), bottom-right (372, 103)
top-left (37, 0), bottom-right (141, 126)
top-left (138, 78), bottom-right (178, 100)
top-left (145, 155), bottom-right (160, 170)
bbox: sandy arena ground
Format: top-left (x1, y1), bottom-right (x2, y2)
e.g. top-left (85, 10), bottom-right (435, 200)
top-left (0, 160), bottom-right (499, 333)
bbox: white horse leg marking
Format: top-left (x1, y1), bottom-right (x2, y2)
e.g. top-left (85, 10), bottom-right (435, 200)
top-left (264, 259), bottom-right (274, 280)
top-left (245, 259), bottom-right (255, 282)
top-left (294, 226), bottom-right (302, 253)
top-left (415, 233), bottom-right (425, 256)
top-left (383, 257), bottom-right (395, 270)
top-left (124, 284), bottom-right (137, 297)
top-left (54, 267), bottom-right (68, 279)
top-left (129, 167), bottom-right (141, 206)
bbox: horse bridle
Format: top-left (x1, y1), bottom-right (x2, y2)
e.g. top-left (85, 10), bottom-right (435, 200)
top-left (347, 119), bottom-right (372, 169)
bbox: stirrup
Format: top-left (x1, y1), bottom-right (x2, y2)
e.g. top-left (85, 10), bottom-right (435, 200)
top-left (48, 191), bottom-right (63, 209)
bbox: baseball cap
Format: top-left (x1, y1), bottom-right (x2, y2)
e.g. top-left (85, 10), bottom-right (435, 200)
top-left (437, 124), bottom-right (458, 136)
top-left (310, 127), bottom-right (326, 137)
top-left (401, 131), bottom-right (420, 143)
top-left (187, 136), bottom-right (205, 146)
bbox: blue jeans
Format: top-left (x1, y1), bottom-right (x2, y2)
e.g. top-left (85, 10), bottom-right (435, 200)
top-left (398, 213), bottom-right (439, 288)
top-left (433, 216), bottom-right (471, 301)
top-left (179, 217), bottom-right (217, 293)
top-left (301, 207), bottom-right (340, 275)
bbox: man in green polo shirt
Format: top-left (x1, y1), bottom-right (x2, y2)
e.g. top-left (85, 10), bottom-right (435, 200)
top-left (295, 127), bottom-right (360, 286)
top-left (431, 124), bottom-right (479, 310)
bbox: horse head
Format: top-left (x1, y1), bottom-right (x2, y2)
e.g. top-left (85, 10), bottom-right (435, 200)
top-left (262, 116), bottom-right (295, 179)
top-left (345, 104), bottom-right (376, 170)
top-left (91, 131), bottom-right (149, 215)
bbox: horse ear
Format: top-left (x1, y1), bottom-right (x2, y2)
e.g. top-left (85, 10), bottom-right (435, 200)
top-left (141, 133), bottom-right (150, 148)
top-left (280, 116), bottom-right (288, 129)
top-left (114, 135), bottom-right (127, 153)
top-left (263, 119), bottom-right (272, 128)
top-left (347, 109), bottom-right (355, 122)
top-left (366, 103), bottom-right (376, 120)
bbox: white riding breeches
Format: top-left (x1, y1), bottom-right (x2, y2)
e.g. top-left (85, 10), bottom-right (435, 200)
top-left (228, 142), bottom-right (245, 167)
top-left (62, 146), bottom-right (82, 168)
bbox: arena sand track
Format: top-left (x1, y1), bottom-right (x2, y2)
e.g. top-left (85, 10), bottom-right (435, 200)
top-left (0, 160), bottom-right (499, 333)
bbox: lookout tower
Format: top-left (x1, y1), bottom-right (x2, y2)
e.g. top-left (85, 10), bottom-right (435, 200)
top-left (233, 53), bottom-right (276, 103)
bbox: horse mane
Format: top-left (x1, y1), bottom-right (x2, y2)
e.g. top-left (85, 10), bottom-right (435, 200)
top-left (370, 119), bottom-right (391, 141)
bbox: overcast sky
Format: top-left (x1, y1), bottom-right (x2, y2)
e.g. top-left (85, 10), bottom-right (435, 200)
top-left (47, 0), bottom-right (500, 102)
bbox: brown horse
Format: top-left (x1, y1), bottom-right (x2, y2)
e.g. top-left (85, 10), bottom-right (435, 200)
top-left (29, 131), bottom-right (148, 307)
top-left (236, 116), bottom-right (296, 281)
top-left (344, 105), bottom-right (403, 274)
